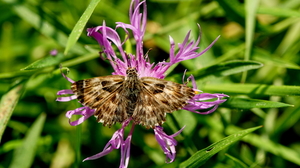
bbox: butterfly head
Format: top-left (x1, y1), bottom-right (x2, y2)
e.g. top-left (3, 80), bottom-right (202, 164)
top-left (126, 67), bottom-right (138, 78)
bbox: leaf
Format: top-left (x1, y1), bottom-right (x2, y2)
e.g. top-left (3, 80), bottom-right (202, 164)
top-left (245, 0), bottom-right (259, 60)
top-left (173, 109), bottom-right (197, 135)
top-left (214, 0), bottom-right (245, 26)
top-left (225, 153), bottom-right (248, 168)
top-left (227, 125), bottom-right (300, 166)
top-left (0, 71), bottom-right (34, 79)
top-left (203, 84), bottom-right (300, 96)
top-left (0, 52), bottom-right (99, 79)
top-left (167, 60), bottom-right (263, 82)
top-left (252, 48), bottom-right (300, 69)
top-left (0, 83), bottom-right (24, 142)
top-left (9, 113), bottom-right (46, 168)
top-left (258, 7), bottom-right (300, 18)
top-left (189, 60), bottom-right (263, 80)
top-left (2, 0), bottom-right (86, 55)
top-left (179, 125), bottom-right (262, 168)
top-left (64, 0), bottom-right (101, 55)
top-left (241, 0), bottom-right (259, 82)
top-left (273, 104), bottom-right (300, 137)
top-left (21, 53), bottom-right (64, 70)
top-left (62, 52), bottom-right (99, 67)
top-left (223, 97), bottom-right (293, 109)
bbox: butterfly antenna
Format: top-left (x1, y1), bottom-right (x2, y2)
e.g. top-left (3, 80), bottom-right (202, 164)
top-left (125, 53), bottom-right (132, 68)
top-left (99, 51), bottom-right (107, 61)
top-left (144, 48), bottom-right (152, 62)
top-left (182, 69), bottom-right (188, 85)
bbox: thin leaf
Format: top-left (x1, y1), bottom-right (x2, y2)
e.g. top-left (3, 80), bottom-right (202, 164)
top-left (172, 111), bottom-right (199, 156)
top-left (209, 44), bottom-right (245, 66)
top-left (9, 113), bottom-right (46, 168)
top-left (203, 84), bottom-right (300, 96)
top-left (167, 60), bottom-right (263, 82)
top-left (21, 53), bottom-right (64, 70)
top-left (0, 71), bottom-right (35, 79)
top-left (64, 0), bottom-right (101, 55)
top-left (0, 52), bottom-right (99, 79)
top-left (258, 7), bottom-right (300, 18)
top-left (274, 19), bottom-right (300, 56)
top-left (188, 60), bottom-right (263, 80)
top-left (227, 125), bottom-right (300, 166)
top-left (2, 0), bottom-right (86, 55)
top-left (245, 0), bottom-right (259, 58)
top-left (62, 52), bottom-right (99, 67)
top-left (179, 125), bottom-right (262, 168)
top-left (273, 104), bottom-right (300, 137)
top-left (0, 83), bottom-right (24, 142)
top-left (225, 153), bottom-right (248, 168)
top-left (252, 48), bottom-right (300, 69)
top-left (173, 110), bottom-right (197, 135)
top-left (214, 0), bottom-right (245, 26)
top-left (223, 97), bottom-right (293, 109)
top-left (241, 0), bottom-right (259, 83)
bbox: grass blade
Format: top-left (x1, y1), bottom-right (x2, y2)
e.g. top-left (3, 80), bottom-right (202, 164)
top-left (225, 153), bottom-right (248, 168)
top-left (2, 0), bottom-right (86, 55)
top-left (223, 97), bottom-right (293, 109)
top-left (203, 84), bottom-right (300, 96)
top-left (227, 125), bottom-right (300, 166)
top-left (188, 60), bottom-right (263, 80)
top-left (241, 0), bottom-right (259, 82)
top-left (64, 0), bottom-right (101, 55)
top-left (179, 125), bottom-right (262, 168)
top-left (0, 84), bottom-right (24, 142)
top-left (9, 113), bottom-right (46, 168)
top-left (21, 53), bottom-right (64, 70)
top-left (167, 60), bottom-right (263, 82)
top-left (258, 7), bottom-right (300, 17)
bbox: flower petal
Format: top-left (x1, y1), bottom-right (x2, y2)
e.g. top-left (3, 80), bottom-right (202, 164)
top-left (56, 95), bottom-right (77, 102)
top-left (167, 25), bottom-right (220, 66)
top-left (65, 107), bottom-right (95, 126)
top-left (120, 123), bottom-right (135, 168)
top-left (154, 126), bottom-right (185, 163)
top-left (183, 93), bottom-right (229, 114)
top-left (83, 119), bottom-right (133, 168)
top-left (57, 89), bottom-right (74, 95)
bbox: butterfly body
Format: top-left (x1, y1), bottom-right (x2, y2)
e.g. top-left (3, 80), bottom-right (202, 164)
top-left (71, 67), bottom-right (195, 128)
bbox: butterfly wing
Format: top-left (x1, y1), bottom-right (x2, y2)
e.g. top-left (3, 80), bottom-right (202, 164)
top-left (71, 75), bottom-right (129, 126)
top-left (132, 77), bottom-right (195, 128)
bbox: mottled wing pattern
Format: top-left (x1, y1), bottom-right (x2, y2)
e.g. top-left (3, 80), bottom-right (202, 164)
top-left (71, 75), bottom-right (129, 126)
top-left (132, 77), bottom-right (195, 128)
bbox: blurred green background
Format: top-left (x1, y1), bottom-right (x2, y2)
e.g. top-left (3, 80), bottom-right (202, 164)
top-left (1, 0), bottom-right (300, 167)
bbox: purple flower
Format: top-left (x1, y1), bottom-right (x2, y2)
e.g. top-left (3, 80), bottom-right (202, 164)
top-left (50, 49), bottom-right (58, 56)
top-left (57, 0), bottom-right (228, 167)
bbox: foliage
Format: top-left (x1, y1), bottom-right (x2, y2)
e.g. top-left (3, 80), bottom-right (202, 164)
top-left (1, 0), bottom-right (300, 167)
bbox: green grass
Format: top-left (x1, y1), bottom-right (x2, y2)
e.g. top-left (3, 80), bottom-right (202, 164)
top-left (1, 0), bottom-right (300, 167)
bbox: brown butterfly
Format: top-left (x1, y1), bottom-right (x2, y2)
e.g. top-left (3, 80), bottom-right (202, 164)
top-left (71, 67), bottom-right (195, 128)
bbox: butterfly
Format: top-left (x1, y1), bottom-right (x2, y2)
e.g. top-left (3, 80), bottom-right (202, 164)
top-left (71, 67), bottom-right (195, 128)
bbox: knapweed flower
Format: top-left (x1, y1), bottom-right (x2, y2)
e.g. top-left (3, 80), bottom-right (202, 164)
top-left (57, 0), bottom-right (228, 167)
top-left (50, 49), bottom-right (58, 56)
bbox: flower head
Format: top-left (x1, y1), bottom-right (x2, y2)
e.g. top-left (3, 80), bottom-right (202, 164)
top-left (57, 0), bottom-right (228, 167)
top-left (50, 49), bottom-right (58, 56)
